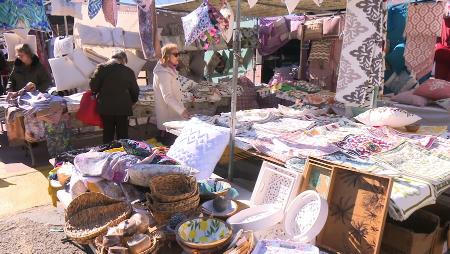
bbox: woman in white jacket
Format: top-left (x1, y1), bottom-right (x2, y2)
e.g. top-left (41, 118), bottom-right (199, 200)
top-left (153, 44), bottom-right (190, 141)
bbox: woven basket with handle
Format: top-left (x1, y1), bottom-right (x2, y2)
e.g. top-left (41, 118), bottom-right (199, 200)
top-left (149, 174), bottom-right (197, 203)
top-left (64, 192), bottom-right (132, 244)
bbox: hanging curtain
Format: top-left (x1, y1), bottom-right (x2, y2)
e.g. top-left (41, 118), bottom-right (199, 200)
top-left (435, 17), bottom-right (450, 82)
top-left (0, 0), bottom-right (51, 31)
top-left (138, 0), bottom-right (158, 59)
top-left (335, 0), bottom-right (385, 107)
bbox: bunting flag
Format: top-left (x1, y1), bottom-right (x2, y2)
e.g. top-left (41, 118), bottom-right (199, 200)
top-left (285, 0), bottom-right (301, 14)
top-left (248, 0), bottom-right (258, 8)
top-left (220, 2), bottom-right (234, 43)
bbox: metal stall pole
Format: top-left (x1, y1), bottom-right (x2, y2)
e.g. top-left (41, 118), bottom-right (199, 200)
top-left (228, 0), bottom-right (242, 181)
top-left (64, 16), bottom-right (69, 36)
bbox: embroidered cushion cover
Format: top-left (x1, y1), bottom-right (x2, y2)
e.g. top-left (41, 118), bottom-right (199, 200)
top-left (414, 78), bottom-right (450, 100)
top-left (167, 119), bottom-right (229, 180)
top-left (354, 107), bottom-right (421, 128)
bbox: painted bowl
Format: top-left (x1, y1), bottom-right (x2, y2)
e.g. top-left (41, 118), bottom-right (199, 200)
top-left (198, 179), bottom-right (232, 199)
top-left (176, 218), bottom-right (233, 250)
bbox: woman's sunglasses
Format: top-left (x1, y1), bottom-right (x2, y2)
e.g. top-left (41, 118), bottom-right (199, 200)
top-left (172, 52), bottom-right (180, 57)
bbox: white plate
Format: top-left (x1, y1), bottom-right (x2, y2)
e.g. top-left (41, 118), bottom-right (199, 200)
top-left (201, 200), bottom-right (238, 217)
top-left (227, 204), bottom-right (283, 232)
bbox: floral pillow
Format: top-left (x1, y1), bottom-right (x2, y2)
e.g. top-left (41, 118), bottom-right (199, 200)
top-left (414, 78), bottom-right (450, 100)
top-left (354, 107), bottom-right (421, 128)
top-left (181, 2), bottom-right (213, 46)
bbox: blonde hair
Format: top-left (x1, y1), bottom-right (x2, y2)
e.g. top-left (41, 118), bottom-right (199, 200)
top-left (160, 43), bottom-right (178, 64)
top-left (15, 44), bottom-right (34, 58)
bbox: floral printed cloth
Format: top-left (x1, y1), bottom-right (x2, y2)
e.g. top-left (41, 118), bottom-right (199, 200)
top-left (181, 2), bottom-right (213, 46)
top-left (44, 114), bottom-right (72, 157)
top-left (138, 0), bottom-right (157, 59)
top-left (365, 126), bottom-right (436, 149)
top-left (333, 134), bottom-right (395, 159)
top-left (119, 139), bottom-right (153, 158)
top-left (0, 0), bottom-right (51, 31)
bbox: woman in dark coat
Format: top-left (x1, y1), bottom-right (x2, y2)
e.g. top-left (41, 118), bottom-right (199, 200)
top-left (6, 44), bottom-right (51, 94)
top-left (89, 50), bottom-right (140, 144)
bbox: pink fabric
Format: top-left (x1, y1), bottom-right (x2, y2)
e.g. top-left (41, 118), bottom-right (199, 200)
top-left (102, 0), bottom-right (118, 26)
top-left (391, 90), bottom-right (429, 107)
top-left (414, 78), bottom-right (450, 100)
top-left (404, 2), bottom-right (444, 80)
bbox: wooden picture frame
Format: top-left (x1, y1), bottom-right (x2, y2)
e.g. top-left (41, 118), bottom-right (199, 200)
top-left (301, 157), bottom-right (393, 254)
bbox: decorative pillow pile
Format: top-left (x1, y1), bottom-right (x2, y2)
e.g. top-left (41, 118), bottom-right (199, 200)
top-left (414, 78), bottom-right (450, 100)
top-left (167, 119), bottom-right (229, 180)
top-left (354, 107), bottom-right (421, 128)
top-left (391, 90), bottom-right (429, 107)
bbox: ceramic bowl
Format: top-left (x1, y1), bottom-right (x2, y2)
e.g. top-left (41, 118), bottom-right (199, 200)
top-left (226, 204), bottom-right (283, 232)
top-left (198, 179), bottom-right (232, 199)
top-left (176, 218), bottom-right (233, 250)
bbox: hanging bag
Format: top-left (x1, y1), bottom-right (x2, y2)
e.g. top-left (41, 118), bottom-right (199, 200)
top-left (76, 90), bottom-right (103, 128)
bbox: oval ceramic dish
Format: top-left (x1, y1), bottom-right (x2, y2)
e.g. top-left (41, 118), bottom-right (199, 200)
top-left (283, 190), bottom-right (328, 243)
top-left (227, 204), bottom-right (283, 232)
top-left (176, 218), bottom-right (233, 250)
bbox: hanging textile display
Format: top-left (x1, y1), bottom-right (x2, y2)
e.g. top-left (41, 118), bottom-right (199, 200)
top-left (0, 0), bottom-right (51, 31)
top-left (220, 2), bottom-right (234, 43)
top-left (88, 0), bottom-right (103, 19)
top-left (335, 0), bottom-right (385, 107)
top-left (404, 2), bottom-right (444, 81)
top-left (181, 2), bottom-right (213, 46)
top-left (138, 0), bottom-right (157, 59)
top-left (259, 16), bottom-right (304, 56)
top-left (102, 0), bottom-right (118, 26)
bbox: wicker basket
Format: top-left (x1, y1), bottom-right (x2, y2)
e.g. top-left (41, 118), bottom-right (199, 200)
top-left (149, 174), bottom-right (197, 203)
top-left (148, 194), bottom-right (201, 225)
top-left (64, 193), bottom-right (132, 244)
top-left (147, 186), bottom-right (199, 212)
top-left (224, 231), bottom-right (255, 254)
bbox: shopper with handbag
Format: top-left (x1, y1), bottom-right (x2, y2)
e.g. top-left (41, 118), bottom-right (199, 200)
top-left (89, 50), bottom-right (139, 144)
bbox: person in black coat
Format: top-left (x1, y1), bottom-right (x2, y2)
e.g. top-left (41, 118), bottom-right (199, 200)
top-left (89, 50), bottom-right (140, 144)
top-left (6, 44), bottom-right (51, 94)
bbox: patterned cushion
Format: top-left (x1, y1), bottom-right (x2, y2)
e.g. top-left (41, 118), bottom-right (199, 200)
top-left (167, 120), bottom-right (229, 180)
top-left (354, 107), bottom-right (421, 128)
top-left (414, 78), bottom-right (450, 100)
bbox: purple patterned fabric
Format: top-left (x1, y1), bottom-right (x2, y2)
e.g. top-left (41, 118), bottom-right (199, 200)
top-left (181, 2), bottom-right (213, 46)
top-left (138, 0), bottom-right (156, 59)
top-left (258, 15), bottom-right (305, 56)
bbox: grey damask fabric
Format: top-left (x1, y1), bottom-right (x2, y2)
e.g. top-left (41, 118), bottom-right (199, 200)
top-left (335, 0), bottom-right (385, 107)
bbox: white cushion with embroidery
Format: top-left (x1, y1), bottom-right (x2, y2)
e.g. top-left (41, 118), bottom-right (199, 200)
top-left (354, 107), bottom-right (421, 128)
top-left (167, 119), bottom-right (229, 180)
